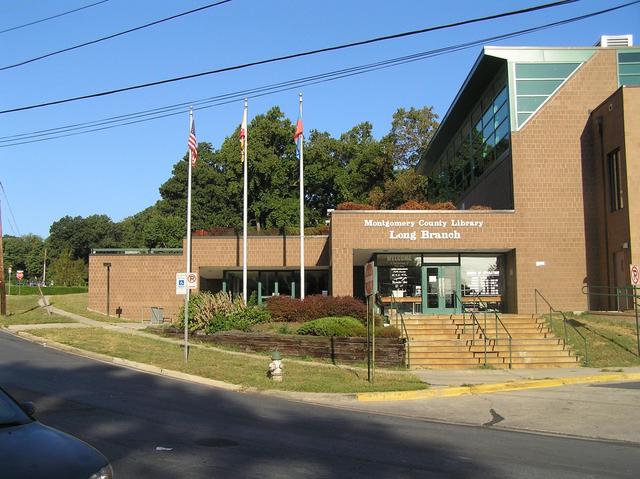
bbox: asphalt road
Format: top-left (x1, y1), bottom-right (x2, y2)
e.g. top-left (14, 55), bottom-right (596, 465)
top-left (1, 331), bottom-right (639, 478)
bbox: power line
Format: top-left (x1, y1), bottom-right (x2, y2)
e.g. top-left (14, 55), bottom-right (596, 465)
top-left (0, 0), bottom-right (233, 72)
top-left (0, 0), bottom-right (589, 113)
top-left (0, 0), bottom-right (110, 35)
top-left (0, 2), bottom-right (633, 148)
top-left (0, 181), bottom-right (20, 236)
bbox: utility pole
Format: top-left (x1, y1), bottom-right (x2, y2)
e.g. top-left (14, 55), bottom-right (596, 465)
top-left (0, 199), bottom-right (5, 316)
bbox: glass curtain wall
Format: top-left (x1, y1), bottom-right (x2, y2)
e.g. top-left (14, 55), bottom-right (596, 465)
top-left (430, 74), bottom-right (511, 203)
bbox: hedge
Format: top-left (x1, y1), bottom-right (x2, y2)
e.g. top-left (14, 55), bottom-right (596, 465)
top-left (266, 295), bottom-right (367, 322)
top-left (7, 286), bottom-right (88, 296)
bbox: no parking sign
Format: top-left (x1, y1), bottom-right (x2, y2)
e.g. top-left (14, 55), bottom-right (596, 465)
top-left (631, 264), bottom-right (640, 286)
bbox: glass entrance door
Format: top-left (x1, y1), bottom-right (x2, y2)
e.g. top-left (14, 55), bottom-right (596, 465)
top-left (422, 265), bottom-right (460, 314)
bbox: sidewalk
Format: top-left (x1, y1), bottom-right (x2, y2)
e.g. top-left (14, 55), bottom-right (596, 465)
top-left (13, 301), bottom-right (640, 443)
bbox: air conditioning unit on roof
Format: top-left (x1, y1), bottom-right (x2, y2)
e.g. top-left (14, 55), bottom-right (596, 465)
top-left (597, 35), bottom-right (633, 47)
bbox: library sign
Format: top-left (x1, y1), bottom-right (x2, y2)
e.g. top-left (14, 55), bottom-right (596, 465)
top-left (362, 218), bottom-right (484, 241)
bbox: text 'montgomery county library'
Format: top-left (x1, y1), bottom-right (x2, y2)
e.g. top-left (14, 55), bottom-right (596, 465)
top-left (89, 35), bottom-right (640, 321)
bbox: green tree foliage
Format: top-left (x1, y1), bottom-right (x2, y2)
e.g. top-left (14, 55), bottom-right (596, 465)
top-left (2, 234), bottom-right (45, 280)
top-left (120, 206), bottom-right (184, 249)
top-left (47, 249), bottom-right (86, 286)
top-left (47, 214), bottom-right (121, 262)
top-left (386, 106), bottom-right (439, 170)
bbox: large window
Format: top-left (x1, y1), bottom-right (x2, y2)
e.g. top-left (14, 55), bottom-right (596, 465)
top-left (431, 82), bottom-right (510, 201)
top-left (223, 270), bottom-right (329, 301)
top-left (460, 255), bottom-right (504, 297)
top-left (607, 149), bottom-right (624, 212)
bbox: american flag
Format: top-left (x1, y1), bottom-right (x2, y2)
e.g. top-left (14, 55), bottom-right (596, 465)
top-left (188, 117), bottom-right (197, 167)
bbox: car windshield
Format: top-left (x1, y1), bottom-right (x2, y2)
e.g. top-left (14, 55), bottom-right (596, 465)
top-left (0, 388), bottom-right (31, 427)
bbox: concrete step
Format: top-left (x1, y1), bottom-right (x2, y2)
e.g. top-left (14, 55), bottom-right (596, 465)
top-left (410, 361), bottom-right (578, 370)
top-left (409, 344), bottom-right (570, 353)
top-left (409, 356), bottom-right (579, 366)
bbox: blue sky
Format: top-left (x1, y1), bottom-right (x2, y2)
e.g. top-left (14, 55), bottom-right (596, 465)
top-left (1, 0), bottom-right (638, 238)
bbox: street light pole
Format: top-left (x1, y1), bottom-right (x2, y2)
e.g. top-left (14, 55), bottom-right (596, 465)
top-left (103, 262), bottom-right (111, 318)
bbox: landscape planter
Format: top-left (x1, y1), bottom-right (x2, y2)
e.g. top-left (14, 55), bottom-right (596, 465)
top-left (163, 328), bottom-right (405, 366)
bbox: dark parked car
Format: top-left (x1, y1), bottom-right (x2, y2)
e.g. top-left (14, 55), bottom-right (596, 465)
top-left (0, 386), bottom-right (113, 479)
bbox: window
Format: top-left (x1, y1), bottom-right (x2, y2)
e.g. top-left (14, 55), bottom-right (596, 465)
top-left (618, 51), bottom-right (640, 86)
top-left (514, 62), bottom-right (582, 128)
top-left (607, 149), bottom-right (624, 211)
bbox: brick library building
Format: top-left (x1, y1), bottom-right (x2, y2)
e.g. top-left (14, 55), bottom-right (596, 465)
top-left (89, 36), bottom-right (640, 325)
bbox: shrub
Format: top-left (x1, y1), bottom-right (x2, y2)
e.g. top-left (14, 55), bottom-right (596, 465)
top-left (336, 202), bottom-right (376, 210)
top-left (397, 200), bottom-right (426, 210)
top-left (428, 201), bottom-right (457, 210)
top-left (176, 291), bottom-right (244, 332)
top-left (203, 306), bottom-right (270, 334)
top-left (303, 295), bottom-right (367, 321)
top-left (375, 326), bottom-right (401, 338)
top-left (265, 296), bottom-right (306, 322)
top-left (266, 295), bottom-right (367, 322)
top-left (296, 316), bottom-right (366, 337)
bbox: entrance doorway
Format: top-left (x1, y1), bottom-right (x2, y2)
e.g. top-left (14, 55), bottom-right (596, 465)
top-left (423, 265), bottom-right (460, 314)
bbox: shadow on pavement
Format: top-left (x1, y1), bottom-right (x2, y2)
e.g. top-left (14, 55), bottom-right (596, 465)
top-left (0, 332), bottom-right (500, 478)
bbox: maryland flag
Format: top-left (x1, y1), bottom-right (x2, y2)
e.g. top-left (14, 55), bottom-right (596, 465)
top-left (240, 107), bottom-right (247, 162)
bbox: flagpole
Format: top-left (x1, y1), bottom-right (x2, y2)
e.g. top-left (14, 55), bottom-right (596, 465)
top-left (184, 107), bottom-right (194, 362)
top-left (299, 93), bottom-right (305, 300)
top-left (243, 98), bottom-right (248, 304)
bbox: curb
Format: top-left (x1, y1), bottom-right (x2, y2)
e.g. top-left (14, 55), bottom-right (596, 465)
top-left (356, 372), bottom-right (640, 402)
top-left (10, 329), bottom-right (244, 393)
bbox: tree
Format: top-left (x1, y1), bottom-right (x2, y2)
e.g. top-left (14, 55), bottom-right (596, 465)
top-left (368, 168), bottom-right (429, 209)
top-left (120, 205), bottom-right (184, 249)
top-left (2, 235), bottom-right (45, 280)
top-left (47, 249), bottom-right (86, 286)
top-left (47, 214), bottom-right (121, 263)
top-left (304, 129), bottom-right (349, 219)
top-left (340, 122), bottom-right (392, 203)
top-left (142, 212), bottom-right (184, 248)
top-left (387, 106), bottom-right (439, 170)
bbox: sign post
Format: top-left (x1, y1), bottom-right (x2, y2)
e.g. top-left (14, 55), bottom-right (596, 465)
top-left (631, 264), bottom-right (639, 356)
top-left (16, 270), bottom-right (23, 296)
top-left (364, 261), bottom-right (375, 383)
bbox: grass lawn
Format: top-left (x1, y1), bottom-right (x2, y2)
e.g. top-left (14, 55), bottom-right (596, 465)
top-left (547, 312), bottom-right (640, 367)
top-left (26, 327), bottom-right (427, 393)
top-left (1, 296), bottom-right (75, 326)
top-left (47, 293), bottom-right (133, 323)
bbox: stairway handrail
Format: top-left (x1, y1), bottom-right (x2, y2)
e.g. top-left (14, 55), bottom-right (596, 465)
top-left (453, 291), bottom-right (488, 366)
top-left (376, 287), bottom-right (410, 369)
top-left (471, 292), bottom-right (512, 369)
top-left (582, 283), bottom-right (639, 357)
top-left (534, 289), bottom-right (588, 365)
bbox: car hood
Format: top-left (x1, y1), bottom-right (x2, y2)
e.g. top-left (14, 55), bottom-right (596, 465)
top-left (0, 421), bottom-right (108, 479)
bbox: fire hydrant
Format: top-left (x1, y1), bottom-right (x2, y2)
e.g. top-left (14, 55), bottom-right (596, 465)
top-left (268, 351), bottom-right (284, 382)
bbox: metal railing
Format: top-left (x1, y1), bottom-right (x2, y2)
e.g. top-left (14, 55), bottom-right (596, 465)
top-left (453, 291), bottom-right (490, 366)
top-left (582, 284), bottom-right (639, 356)
top-left (471, 293), bottom-right (512, 368)
top-left (376, 289), bottom-right (410, 369)
top-left (535, 289), bottom-right (589, 365)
